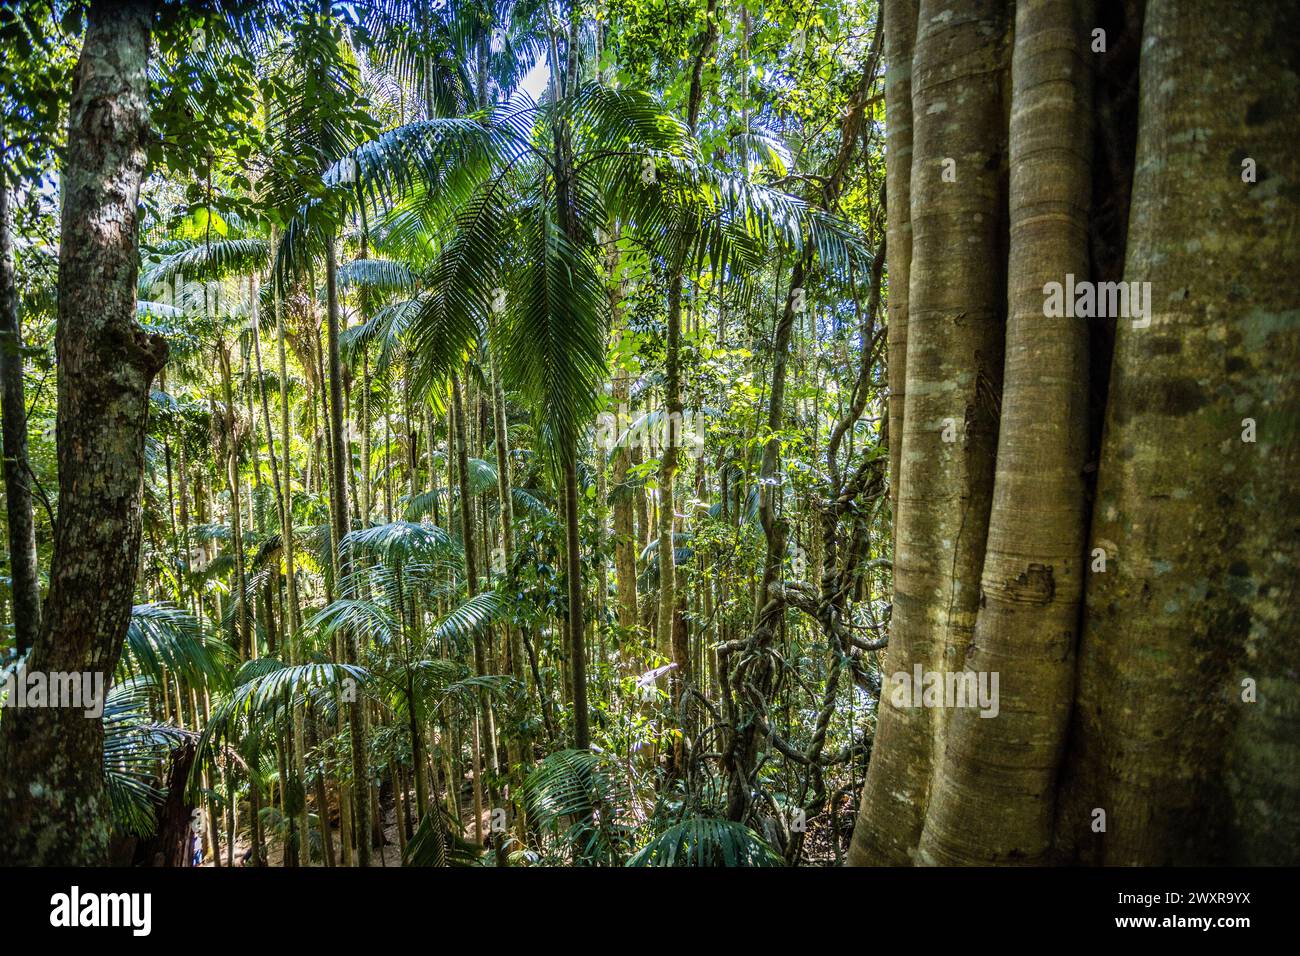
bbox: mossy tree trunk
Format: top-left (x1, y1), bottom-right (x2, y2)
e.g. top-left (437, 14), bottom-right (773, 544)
top-left (1058, 0), bottom-right (1300, 865)
top-left (0, 0), bottom-right (165, 866)
top-left (854, 0), bottom-right (1300, 867)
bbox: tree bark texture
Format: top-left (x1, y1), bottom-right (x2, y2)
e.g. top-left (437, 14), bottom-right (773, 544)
top-left (0, 0), bottom-right (165, 866)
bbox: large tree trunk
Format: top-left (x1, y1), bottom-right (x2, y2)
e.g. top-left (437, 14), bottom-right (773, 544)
top-left (849, 0), bottom-right (1010, 866)
top-left (1056, 0), bottom-right (1300, 865)
top-left (917, 0), bottom-right (1093, 865)
top-left (0, 0), bottom-right (165, 865)
top-left (853, 0), bottom-right (1300, 868)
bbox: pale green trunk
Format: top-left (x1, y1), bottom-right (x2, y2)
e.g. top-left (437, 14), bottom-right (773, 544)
top-left (1059, 0), bottom-right (1300, 865)
top-left (918, 0), bottom-right (1093, 865)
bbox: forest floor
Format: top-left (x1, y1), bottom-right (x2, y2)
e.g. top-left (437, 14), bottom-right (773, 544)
top-left (205, 784), bottom-right (855, 866)
top-left (201, 781), bottom-right (491, 867)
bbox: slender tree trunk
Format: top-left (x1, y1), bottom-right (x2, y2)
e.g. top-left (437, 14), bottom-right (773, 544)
top-left (220, 339), bottom-right (263, 865)
top-left (849, 0), bottom-right (1010, 865)
top-left (725, 43), bottom-right (883, 823)
top-left (274, 251), bottom-right (313, 860)
top-left (249, 142), bottom-right (294, 855)
top-left (250, 274), bottom-right (285, 549)
top-left (408, 676), bottom-right (429, 820)
top-left (488, 350), bottom-right (522, 677)
top-left (883, 0), bottom-right (915, 529)
top-left (325, 238), bottom-right (370, 866)
top-left (0, 0), bottom-right (165, 865)
top-left (487, 317), bottom-right (532, 831)
top-left (604, 210), bottom-right (638, 642)
top-left (724, 252), bottom-right (809, 822)
top-left (0, 149), bottom-right (40, 655)
top-left (917, 0), bottom-right (1093, 865)
top-left (657, 264), bottom-right (684, 666)
top-left (610, 364), bottom-right (638, 634)
top-left (219, 343), bottom-right (252, 659)
top-left (450, 371), bottom-right (487, 843)
top-left (195, 689), bottom-right (221, 865)
top-left (633, 443), bottom-right (652, 634)
top-left (564, 451), bottom-right (590, 749)
top-left (657, 2), bottom-right (715, 742)
top-left (546, 33), bottom-right (591, 752)
top-left (306, 713), bottom-right (335, 866)
top-left (360, 354), bottom-right (371, 522)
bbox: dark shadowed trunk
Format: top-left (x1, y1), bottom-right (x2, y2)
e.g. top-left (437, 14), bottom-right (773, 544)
top-left (450, 370), bottom-right (488, 841)
top-left (0, 131), bottom-right (41, 656)
top-left (563, 451), bottom-right (589, 750)
top-left (131, 740), bottom-right (198, 867)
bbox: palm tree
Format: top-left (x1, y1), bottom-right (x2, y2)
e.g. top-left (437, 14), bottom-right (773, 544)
top-left (257, 4), bottom-right (384, 864)
top-left (354, 0), bottom-right (548, 117)
top-left (10, 1), bottom-right (869, 866)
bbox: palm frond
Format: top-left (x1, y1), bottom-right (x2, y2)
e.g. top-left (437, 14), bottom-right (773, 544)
top-left (122, 603), bottom-right (230, 690)
top-left (140, 237), bottom-right (270, 289)
top-left (334, 256), bottom-right (420, 294)
top-left (521, 749), bottom-right (632, 865)
top-left (402, 807), bottom-right (482, 866)
top-left (431, 591), bottom-right (504, 650)
top-left (626, 818), bottom-right (783, 867)
top-left (102, 678), bottom-right (192, 837)
top-left (342, 519), bottom-right (460, 563)
top-left (501, 209), bottom-right (607, 460)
